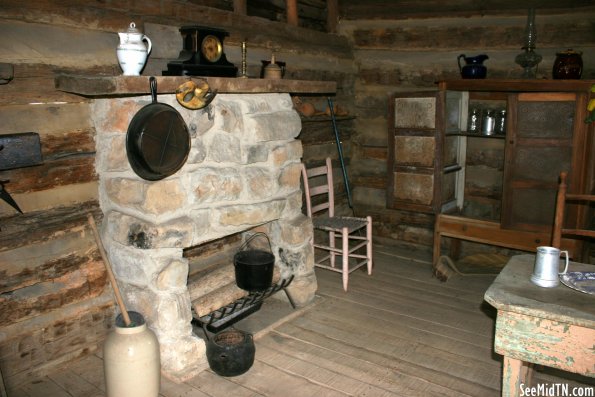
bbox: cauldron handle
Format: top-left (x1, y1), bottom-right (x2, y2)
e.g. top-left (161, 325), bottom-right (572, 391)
top-left (201, 322), bottom-right (211, 341)
top-left (239, 232), bottom-right (273, 253)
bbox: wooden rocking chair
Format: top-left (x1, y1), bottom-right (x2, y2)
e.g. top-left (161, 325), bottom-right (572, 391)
top-left (301, 157), bottom-right (372, 291)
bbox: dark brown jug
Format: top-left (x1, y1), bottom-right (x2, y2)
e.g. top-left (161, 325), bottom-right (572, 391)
top-left (552, 49), bottom-right (582, 80)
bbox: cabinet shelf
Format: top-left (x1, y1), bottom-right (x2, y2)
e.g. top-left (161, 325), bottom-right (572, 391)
top-left (299, 115), bottom-right (356, 122)
top-left (445, 132), bottom-right (506, 139)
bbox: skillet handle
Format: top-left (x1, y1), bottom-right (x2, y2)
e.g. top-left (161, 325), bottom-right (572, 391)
top-left (149, 76), bottom-right (157, 103)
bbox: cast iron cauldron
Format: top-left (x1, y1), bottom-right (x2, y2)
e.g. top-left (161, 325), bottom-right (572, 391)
top-left (206, 328), bottom-right (255, 377)
top-left (234, 233), bottom-right (275, 292)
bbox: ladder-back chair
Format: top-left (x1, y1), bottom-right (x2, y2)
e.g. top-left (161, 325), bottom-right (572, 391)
top-left (301, 158), bottom-right (372, 291)
top-left (552, 171), bottom-right (595, 254)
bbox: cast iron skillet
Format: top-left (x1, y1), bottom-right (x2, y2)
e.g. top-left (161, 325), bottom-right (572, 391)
top-left (126, 76), bottom-right (190, 181)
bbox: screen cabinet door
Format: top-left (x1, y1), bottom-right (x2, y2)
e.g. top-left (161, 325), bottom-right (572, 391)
top-left (501, 92), bottom-right (582, 232)
top-left (387, 91), bottom-right (448, 213)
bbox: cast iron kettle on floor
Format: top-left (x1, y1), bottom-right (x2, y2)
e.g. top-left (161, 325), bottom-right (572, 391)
top-left (126, 76), bottom-right (190, 181)
top-left (205, 327), bottom-right (255, 377)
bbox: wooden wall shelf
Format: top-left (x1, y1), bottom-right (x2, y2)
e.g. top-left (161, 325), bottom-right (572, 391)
top-left (438, 79), bottom-right (595, 93)
top-left (55, 75), bottom-right (337, 97)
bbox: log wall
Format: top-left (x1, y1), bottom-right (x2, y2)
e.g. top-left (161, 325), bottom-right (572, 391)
top-left (338, 7), bottom-right (595, 247)
top-left (0, 0), bottom-right (354, 390)
top-left (1, 0), bottom-right (594, 387)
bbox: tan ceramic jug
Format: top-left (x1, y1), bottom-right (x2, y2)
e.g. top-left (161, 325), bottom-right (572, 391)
top-left (103, 311), bottom-right (160, 396)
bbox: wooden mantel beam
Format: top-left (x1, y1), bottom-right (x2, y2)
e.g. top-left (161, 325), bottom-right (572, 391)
top-left (54, 75), bottom-right (337, 96)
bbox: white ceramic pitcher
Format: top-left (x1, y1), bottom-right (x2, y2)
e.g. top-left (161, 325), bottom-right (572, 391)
top-left (117, 22), bottom-right (152, 76)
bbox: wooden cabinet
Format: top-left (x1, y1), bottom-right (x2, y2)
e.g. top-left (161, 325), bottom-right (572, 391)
top-left (386, 91), bottom-right (444, 213)
top-left (387, 80), bottom-right (595, 261)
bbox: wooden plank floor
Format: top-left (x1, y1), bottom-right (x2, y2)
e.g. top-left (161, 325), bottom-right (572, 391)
top-left (8, 244), bottom-right (595, 396)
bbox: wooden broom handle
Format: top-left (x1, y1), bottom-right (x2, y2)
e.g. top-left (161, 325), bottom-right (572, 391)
top-left (87, 214), bottom-right (131, 326)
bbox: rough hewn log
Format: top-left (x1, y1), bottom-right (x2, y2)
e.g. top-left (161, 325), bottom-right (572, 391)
top-left (188, 265), bottom-right (237, 301)
top-left (192, 267), bottom-right (281, 317)
top-left (350, 17), bottom-right (595, 51)
top-left (0, 101), bottom-right (93, 137)
top-left (192, 282), bottom-right (249, 318)
top-left (0, 201), bottom-right (101, 252)
top-left (352, 175), bottom-right (386, 190)
top-left (361, 146), bottom-right (387, 161)
top-left (0, 294), bottom-right (114, 390)
top-left (340, 1), bottom-right (595, 20)
top-left (0, 64), bottom-right (95, 106)
top-left (298, 117), bottom-right (354, 145)
top-left (1, 155), bottom-right (97, 194)
top-left (184, 233), bottom-right (241, 261)
top-left (0, 258), bottom-right (106, 324)
top-left (0, 230), bottom-right (99, 294)
top-left (55, 75), bottom-right (336, 96)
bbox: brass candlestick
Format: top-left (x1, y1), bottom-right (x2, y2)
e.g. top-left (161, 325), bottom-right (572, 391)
top-left (240, 40), bottom-right (248, 78)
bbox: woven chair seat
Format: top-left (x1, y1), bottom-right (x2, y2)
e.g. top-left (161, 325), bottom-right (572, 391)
top-left (313, 216), bottom-right (368, 233)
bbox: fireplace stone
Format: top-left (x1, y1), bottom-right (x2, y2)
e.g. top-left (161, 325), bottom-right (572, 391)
top-left (90, 90), bottom-right (317, 381)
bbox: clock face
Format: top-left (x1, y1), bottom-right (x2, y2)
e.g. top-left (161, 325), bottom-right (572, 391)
top-left (201, 35), bottom-right (222, 63)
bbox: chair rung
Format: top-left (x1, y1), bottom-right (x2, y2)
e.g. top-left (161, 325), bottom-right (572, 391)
top-left (327, 234), bottom-right (367, 241)
top-left (310, 185), bottom-right (329, 196)
top-left (315, 259), bottom-right (369, 273)
top-left (312, 203), bottom-right (330, 214)
top-left (348, 260), bottom-right (368, 273)
top-left (313, 243), bottom-right (341, 253)
top-left (314, 264), bottom-right (342, 272)
top-left (314, 243), bottom-right (369, 256)
top-left (561, 229), bottom-right (595, 238)
top-left (348, 241), bottom-right (367, 253)
top-left (315, 253), bottom-right (332, 263)
top-left (321, 233), bottom-right (367, 242)
top-left (306, 164), bottom-right (329, 178)
top-left (565, 194), bottom-right (595, 201)
top-left (347, 252), bottom-right (368, 259)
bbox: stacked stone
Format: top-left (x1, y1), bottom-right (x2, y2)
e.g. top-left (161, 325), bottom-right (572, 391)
top-left (90, 92), bottom-right (316, 381)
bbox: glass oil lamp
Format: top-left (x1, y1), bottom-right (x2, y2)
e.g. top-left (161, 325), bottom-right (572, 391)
top-left (515, 8), bottom-right (542, 79)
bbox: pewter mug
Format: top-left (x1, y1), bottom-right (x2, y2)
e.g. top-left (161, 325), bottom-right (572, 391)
top-left (530, 246), bottom-right (569, 288)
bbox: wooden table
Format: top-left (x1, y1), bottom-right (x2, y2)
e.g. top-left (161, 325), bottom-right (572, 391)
top-left (484, 254), bottom-right (595, 396)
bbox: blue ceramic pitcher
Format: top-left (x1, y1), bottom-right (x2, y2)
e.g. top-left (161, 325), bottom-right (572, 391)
top-left (458, 54), bottom-right (489, 79)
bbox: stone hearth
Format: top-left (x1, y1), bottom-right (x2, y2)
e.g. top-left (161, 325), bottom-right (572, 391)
top-left (89, 88), bottom-right (318, 381)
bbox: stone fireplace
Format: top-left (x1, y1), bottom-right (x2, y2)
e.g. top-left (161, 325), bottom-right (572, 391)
top-left (65, 76), bottom-right (336, 382)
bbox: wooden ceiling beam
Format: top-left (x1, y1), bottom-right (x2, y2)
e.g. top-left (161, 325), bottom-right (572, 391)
top-left (327, 0), bottom-right (338, 33)
top-left (233, 0), bottom-right (247, 15)
top-left (286, 0), bottom-right (298, 26)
